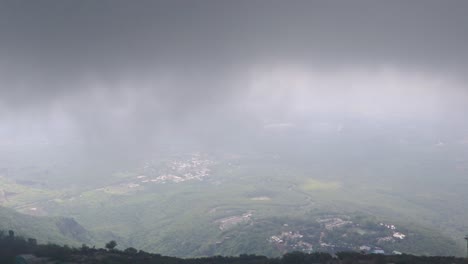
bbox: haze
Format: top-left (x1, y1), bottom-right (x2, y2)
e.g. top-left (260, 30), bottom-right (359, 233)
top-left (1, 0), bottom-right (468, 257)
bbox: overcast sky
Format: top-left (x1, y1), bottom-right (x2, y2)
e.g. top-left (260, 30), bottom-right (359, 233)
top-left (1, 0), bottom-right (467, 147)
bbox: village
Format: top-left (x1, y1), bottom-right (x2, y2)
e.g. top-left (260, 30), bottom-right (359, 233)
top-left (268, 217), bottom-right (406, 256)
top-left (96, 153), bottom-right (215, 194)
top-left (137, 153), bottom-right (214, 184)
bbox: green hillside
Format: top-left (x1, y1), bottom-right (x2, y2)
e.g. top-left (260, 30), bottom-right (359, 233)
top-left (0, 206), bottom-right (92, 247)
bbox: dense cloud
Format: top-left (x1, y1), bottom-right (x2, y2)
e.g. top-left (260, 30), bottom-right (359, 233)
top-left (0, 0), bottom-right (467, 147)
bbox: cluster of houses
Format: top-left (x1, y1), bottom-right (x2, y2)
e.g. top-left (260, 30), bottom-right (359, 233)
top-left (216, 212), bottom-right (253, 231)
top-left (269, 231), bottom-right (314, 253)
top-left (270, 231), bottom-right (304, 244)
top-left (95, 154), bottom-right (215, 194)
top-left (138, 154), bottom-right (214, 184)
top-left (379, 222), bottom-right (407, 240)
top-left (267, 218), bottom-right (407, 256)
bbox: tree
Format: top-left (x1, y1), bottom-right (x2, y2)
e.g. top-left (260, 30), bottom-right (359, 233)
top-left (282, 251), bottom-right (306, 264)
top-left (124, 247), bottom-right (138, 255)
top-left (105, 240), bottom-right (117, 251)
top-left (28, 238), bottom-right (37, 245)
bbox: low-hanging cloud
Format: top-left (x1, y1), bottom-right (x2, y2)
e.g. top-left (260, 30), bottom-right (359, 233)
top-left (1, 0), bottom-right (467, 148)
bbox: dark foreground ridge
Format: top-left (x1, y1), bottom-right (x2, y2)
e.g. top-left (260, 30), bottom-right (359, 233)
top-left (1, 230), bottom-right (467, 264)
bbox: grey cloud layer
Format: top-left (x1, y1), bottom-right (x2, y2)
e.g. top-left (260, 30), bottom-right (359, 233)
top-left (1, 0), bottom-right (467, 145)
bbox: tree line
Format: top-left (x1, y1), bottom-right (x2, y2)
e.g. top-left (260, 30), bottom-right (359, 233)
top-left (0, 229), bottom-right (467, 264)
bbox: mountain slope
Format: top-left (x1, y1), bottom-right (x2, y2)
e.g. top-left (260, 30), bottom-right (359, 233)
top-left (0, 206), bottom-right (92, 246)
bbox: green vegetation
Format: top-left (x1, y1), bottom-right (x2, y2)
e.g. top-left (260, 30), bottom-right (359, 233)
top-left (302, 179), bottom-right (341, 191)
top-left (0, 207), bottom-right (92, 247)
top-left (1, 147), bottom-right (468, 257)
top-left (0, 230), bottom-right (467, 264)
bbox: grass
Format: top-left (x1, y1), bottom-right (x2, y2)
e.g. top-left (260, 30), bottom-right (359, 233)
top-left (302, 179), bottom-right (342, 191)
